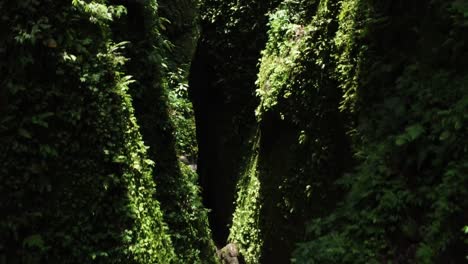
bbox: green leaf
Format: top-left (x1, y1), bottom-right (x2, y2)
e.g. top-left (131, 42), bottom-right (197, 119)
top-left (23, 234), bottom-right (45, 249)
top-left (113, 155), bottom-right (126, 163)
top-left (452, 0), bottom-right (468, 17)
top-left (18, 128), bottom-right (32, 139)
top-left (395, 137), bottom-right (406, 146)
top-left (439, 131), bottom-right (451, 141)
top-left (406, 124), bottom-right (424, 141)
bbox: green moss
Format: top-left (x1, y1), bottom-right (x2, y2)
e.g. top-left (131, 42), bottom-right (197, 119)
top-left (229, 135), bottom-right (262, 264)
top-left (0, 1), bottom-right (175, 263)
top-left (256, 8), bottom-right (306, 115)
top-left (333, 0), bottom-right (367, 112)
top-left (229, 0), bottom-right (467, 263)
top-left (292, 0), bottom-right (468, 262)
top-left (110, 0), bottom-right (218, 262)
top-left (230, 0), bottom-right (348, 262)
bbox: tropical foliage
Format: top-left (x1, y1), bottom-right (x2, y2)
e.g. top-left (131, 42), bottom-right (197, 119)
top-left (1, 0), bottom-right (467, 263)
top-left (0, 0), bottom-right (215, 263)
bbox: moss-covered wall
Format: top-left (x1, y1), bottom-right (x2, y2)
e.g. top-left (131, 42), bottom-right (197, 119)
top-left (112, 0), bottom-right (218, 263)
top-left (0, 1), bottom-right (175, 263)
top-left (293, 0), bottom-right (468, 262)
top-left (229, 1), bottom-right (352, 263)
top-left (2, 0), bottom-right (467, 263)
top-left (222, 0), bottom-right (468, 263)
top-left (0, 0), bottom-right (217, 263)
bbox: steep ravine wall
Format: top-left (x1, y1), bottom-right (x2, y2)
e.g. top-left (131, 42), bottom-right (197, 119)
top-left (291, 0), bottom-right (468, 262)
top-left (230, 1), bottom-right (352, 263)
top-left (1, 1), bottom-right (217, 263)
top-left (0, 1), bottom-right (176, 263)
top-left (192, 0), bottom-right (468, 263)
top-left (111, 0), bottom-right (218, 262)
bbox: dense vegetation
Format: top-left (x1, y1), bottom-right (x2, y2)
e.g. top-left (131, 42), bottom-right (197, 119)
top-left (197, 0), bottom-right (468, 263)
top-left (0, 0), bottom-right (215, 263)
top-left (1, 0), bottom-right (467, 263)
top-left (292, 0), bottom-right (468, 262)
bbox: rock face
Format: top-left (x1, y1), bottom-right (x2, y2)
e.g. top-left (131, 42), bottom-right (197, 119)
top-left (217, 243), bottom-right (245, 264)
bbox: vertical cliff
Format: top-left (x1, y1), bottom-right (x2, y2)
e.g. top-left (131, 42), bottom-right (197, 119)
top-left (112, 0), bottom-right (217, 262)
top-left (192, 0), bottom-right (468, 263)
top-left (0, 0), bottom-right (217, 263)
top-left (0, 1), bottom-right (175, 263)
